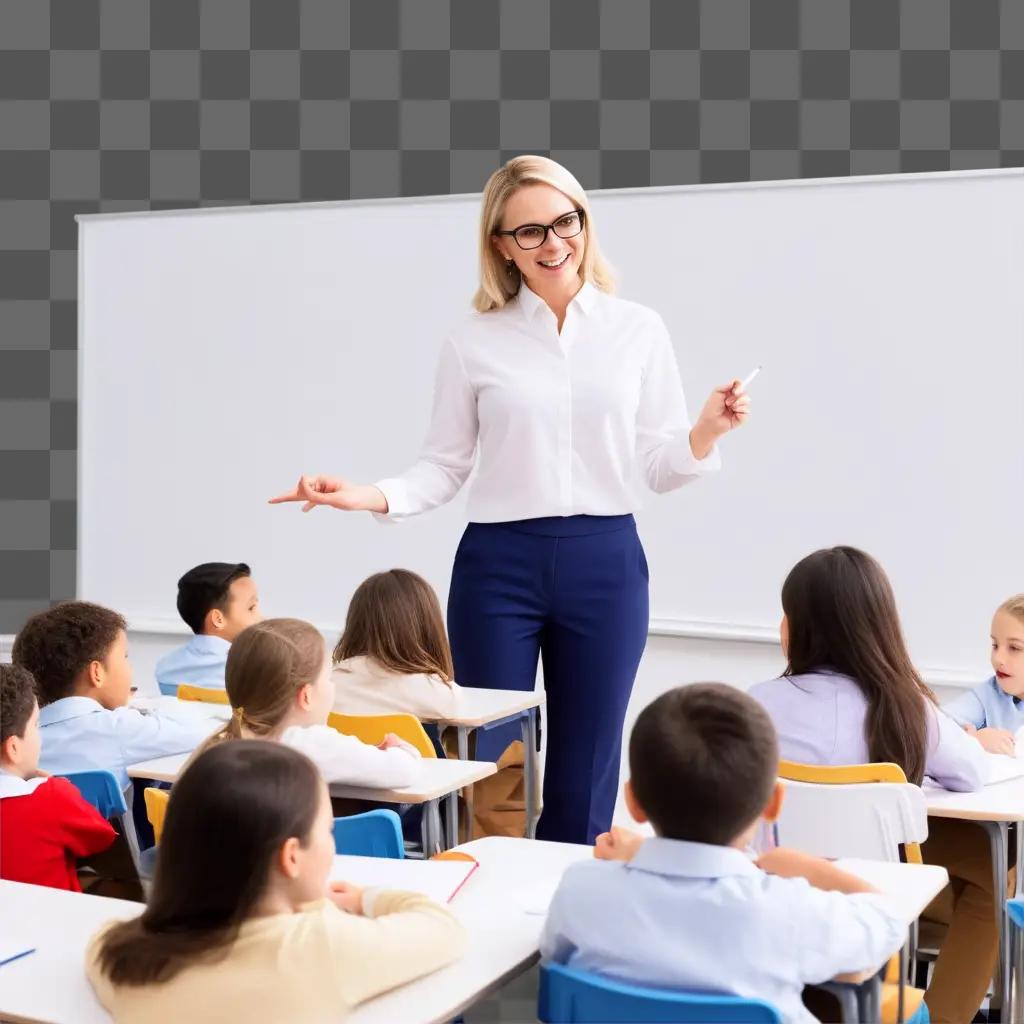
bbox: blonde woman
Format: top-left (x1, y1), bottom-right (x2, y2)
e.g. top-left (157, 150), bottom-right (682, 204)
top-left (272, 157), bottom-right (750, 844)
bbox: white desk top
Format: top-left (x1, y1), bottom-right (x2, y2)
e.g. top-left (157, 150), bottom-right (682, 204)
top-left (419, 688), bottom-right (545, 729)
top-left (0, 841), bottom-right (950, 1024)
top-left (924, 776), bottom-right (1024, 823)
top-left (126, 751), bottom-right (496, 804)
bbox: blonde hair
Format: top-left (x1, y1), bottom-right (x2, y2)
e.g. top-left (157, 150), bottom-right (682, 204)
top-left (997, 594), bottom-right (1024, 627)
top-left (334, 569), bottom-right (454, 684)
top-left (213, 618), bottom-right (325, 742)
top-left (473, 155), bottom-right (616, 313)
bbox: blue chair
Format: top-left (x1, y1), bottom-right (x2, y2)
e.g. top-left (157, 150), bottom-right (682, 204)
top-left (538, 963), bottom-right (782, 1023)
top-left (59, 769), bottom-right (143, 874)
top-left (333, 810), bottom-right (405, 859)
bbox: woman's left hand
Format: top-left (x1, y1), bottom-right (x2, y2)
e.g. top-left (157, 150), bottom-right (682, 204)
top-left (697, 379), bottom-right (751, 437)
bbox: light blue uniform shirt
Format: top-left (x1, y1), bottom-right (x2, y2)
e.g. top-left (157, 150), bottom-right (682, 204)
top-left (38, 696), bottom-right (211, 789)
top-left (540, 837), bottom-right (905, 1024)
top-left (944, 676), bottom-right (1024, 732)
top-left (154, 635), bottom-right (231, 696)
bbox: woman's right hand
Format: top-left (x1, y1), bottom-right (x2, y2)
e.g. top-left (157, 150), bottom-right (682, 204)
top-left (268, 475), bottom-right (388, 514)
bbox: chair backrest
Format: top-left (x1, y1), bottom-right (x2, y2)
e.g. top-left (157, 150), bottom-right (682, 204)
top-left (327, 712), bottom-right (437, 759)
top-left (1008, 897), bottom-right (1024, 930)
top-left (779, 759), bottom-right (908, 785)
top-left (144, 787), bottom-right (170, 844)
top-left (176, 684), bottom-right (230, 705)
top-left (538, 963), bottom-right (782, 1024)
top-left (333, 810), bottom-right (405, 858)
top-left (59, 769), bottom-right (143, 874)
top-left (775, 777), bottom-right (928, 863)
top-left (60, 769), bottom-right (128, 817)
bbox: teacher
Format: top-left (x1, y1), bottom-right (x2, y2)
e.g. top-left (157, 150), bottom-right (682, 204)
top-left (271, 156), bottom-right (750, 844)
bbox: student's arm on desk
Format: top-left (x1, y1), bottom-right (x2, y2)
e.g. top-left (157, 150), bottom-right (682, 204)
top-left (925, 705), bottom-right (989, 791)
top-left (282, 725), bottom-right (421, 788)
top-left (112, 706), bottom-right (211, 765)
top-left (758, 850), bottom-right (904, 985)
top-left (324, 889), bottom-right (466, 1006)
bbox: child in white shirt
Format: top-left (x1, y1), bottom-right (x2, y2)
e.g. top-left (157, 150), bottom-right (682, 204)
top-left (332, 569), bottom-right (463, 721)
top-left (199, 617), bottom-right (421, 789)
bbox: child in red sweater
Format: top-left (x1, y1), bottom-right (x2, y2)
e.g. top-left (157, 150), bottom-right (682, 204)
top-left (0, 663), bottom-right (116, 891)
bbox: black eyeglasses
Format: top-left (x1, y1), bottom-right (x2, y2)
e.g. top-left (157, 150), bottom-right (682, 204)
top-left (495, 209), bottom-right (586, 251)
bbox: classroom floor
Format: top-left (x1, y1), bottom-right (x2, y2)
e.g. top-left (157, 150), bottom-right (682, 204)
top-left (464, 965), bottom-right (540, 1024)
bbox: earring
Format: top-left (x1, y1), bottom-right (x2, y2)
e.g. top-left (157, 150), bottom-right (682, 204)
top-left (505, 258), bottom-right (516, 276)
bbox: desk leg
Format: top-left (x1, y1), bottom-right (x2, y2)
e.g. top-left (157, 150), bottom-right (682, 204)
top-left (444, 791), bottom-right (458, 850)
top-left (978, 821), bottom-right (1010, 1015)
top-left (421, 800), bottom-right (442, 856)
top-left (521, 708), bottom-right (538, 840)
top-left (457, 726), bottom-right (475, 845)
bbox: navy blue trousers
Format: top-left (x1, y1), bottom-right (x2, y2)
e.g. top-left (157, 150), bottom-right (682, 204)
top-left (447, 515), bottom-right (649, 845)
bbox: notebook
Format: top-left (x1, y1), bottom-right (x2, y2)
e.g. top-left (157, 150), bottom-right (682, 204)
top-left (984, 751), bottom-right (1024, 785)
top-left (329, 854), bottom-right (478, 904)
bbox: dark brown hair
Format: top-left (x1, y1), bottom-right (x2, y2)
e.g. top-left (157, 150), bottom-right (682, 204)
top-left (781, 546), bottom-right (934, 785)
top-left (11, 601), bottom-right (127, 707)
top-left (629, 683), bottom-right (779, 845)
top-left (213, 618), bottom-right (325, 741)
top-left (1, 664), bottom-right (38, 745)
top-left (333, 569), bottom-right (454, 683)
top-left (95, 740), bottom-right (323, 985)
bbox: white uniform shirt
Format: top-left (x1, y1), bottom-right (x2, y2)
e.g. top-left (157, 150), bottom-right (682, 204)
top-left (376, 282), bottom-right (720, 523)
top-left (540, 837), bottom-right (905, 1024)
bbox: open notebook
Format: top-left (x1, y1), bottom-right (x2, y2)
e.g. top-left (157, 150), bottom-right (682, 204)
top-left (982, 727), bottom-right (1024, 784)
top-left (329, 854), bottom-right (478, 905)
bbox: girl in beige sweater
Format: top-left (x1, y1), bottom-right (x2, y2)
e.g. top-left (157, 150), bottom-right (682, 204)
top-left (332, 569), bottom-right (464, 721)
top-left (86, 740), bottom-right (465, 1023)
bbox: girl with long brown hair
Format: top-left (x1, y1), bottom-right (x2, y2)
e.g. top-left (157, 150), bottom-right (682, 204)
top-left (332, 569), bottom-right (463, 719)
top-left (201, 617), bottom-right (421, 789)
top-left (87, 741), bottom-right (464, 1022)
top-left (750, 546), bottom-right (995, 1024)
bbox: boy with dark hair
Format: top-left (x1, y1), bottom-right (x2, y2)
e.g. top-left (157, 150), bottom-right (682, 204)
top-left (13, 601), bottom-right (210, 787)
top-left (155, 562), bottom-right (261, 694)
top-left (0, 663), bottom-right (116, 891)
top-left (540, 684), bottom-right (912, 1024)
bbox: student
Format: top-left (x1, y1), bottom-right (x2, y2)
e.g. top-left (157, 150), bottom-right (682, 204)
top-left (944, 593), bottom-right (1024, 753)
top-left (0, 663), bottom-right (117, 891)
top-left (12, 602), bottom-right (212, 789)
top-left (748, 546), bottom-right (993, 1024)
top-left (200, 617), bottom-right (421, 788)
top-left (541, 684), bottom-right (917, 1024)
top-left (332, 569), bottom-right (463, 719)
top-left (86, 740), bottom-right (465, 1022)
top-left (154, 562), bottom-right (261, 695)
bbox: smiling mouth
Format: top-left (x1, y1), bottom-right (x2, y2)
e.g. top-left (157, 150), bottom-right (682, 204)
top-left (538, 252), bottom-right (571, 268)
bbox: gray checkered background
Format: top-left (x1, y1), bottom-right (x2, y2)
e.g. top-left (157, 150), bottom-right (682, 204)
top-left (2, 0), bottom-right (1024, 639)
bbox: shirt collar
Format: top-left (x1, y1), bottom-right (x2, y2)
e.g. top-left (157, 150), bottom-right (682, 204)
top-left (516, 279), bottom-right (599, 325)
top-left (188, 634), bottom-right (232, 654)
top-left (627, 836), bottom-right (762, 880)
top-left (0, 771), bottom-right (48, 799)
top-left (38, 695), bottom-right (105, 726)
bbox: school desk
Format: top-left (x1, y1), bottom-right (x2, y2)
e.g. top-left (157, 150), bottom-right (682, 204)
top-left (126, 752), bottom-right (496, 853)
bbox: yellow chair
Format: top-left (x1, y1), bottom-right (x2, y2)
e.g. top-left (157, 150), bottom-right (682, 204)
top-left (328, 712), bottom-right (437, 759)
top-left (778, 759), bottom-right (922, 863)
top-left (176, 684), bottom-right (230, 705)
top-left (143, 787), bottom-right (170, 844)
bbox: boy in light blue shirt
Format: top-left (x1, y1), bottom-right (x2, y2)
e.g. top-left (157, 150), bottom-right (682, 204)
top-left (540, 684), bottom-right (917, 1024)
top-left (154, 562), bottom-right (262, 695)
top-left (943, 595), bottom-right (1024, 753)
top-left (12, 602), bottom-right (211, 789)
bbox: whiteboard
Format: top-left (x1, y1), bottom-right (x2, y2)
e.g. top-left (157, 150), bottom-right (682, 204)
top-left (78, 169), bottom-right (1024, 677)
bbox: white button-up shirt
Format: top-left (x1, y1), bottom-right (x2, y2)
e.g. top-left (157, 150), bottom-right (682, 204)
top-left (376, 282), bottom-right (720, 523)
top-left (540, 837), bottom-right (905, 1024)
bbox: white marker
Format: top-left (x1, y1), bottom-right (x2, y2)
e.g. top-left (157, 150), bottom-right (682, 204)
top-left (738, 365), bottom-right (761, 390)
